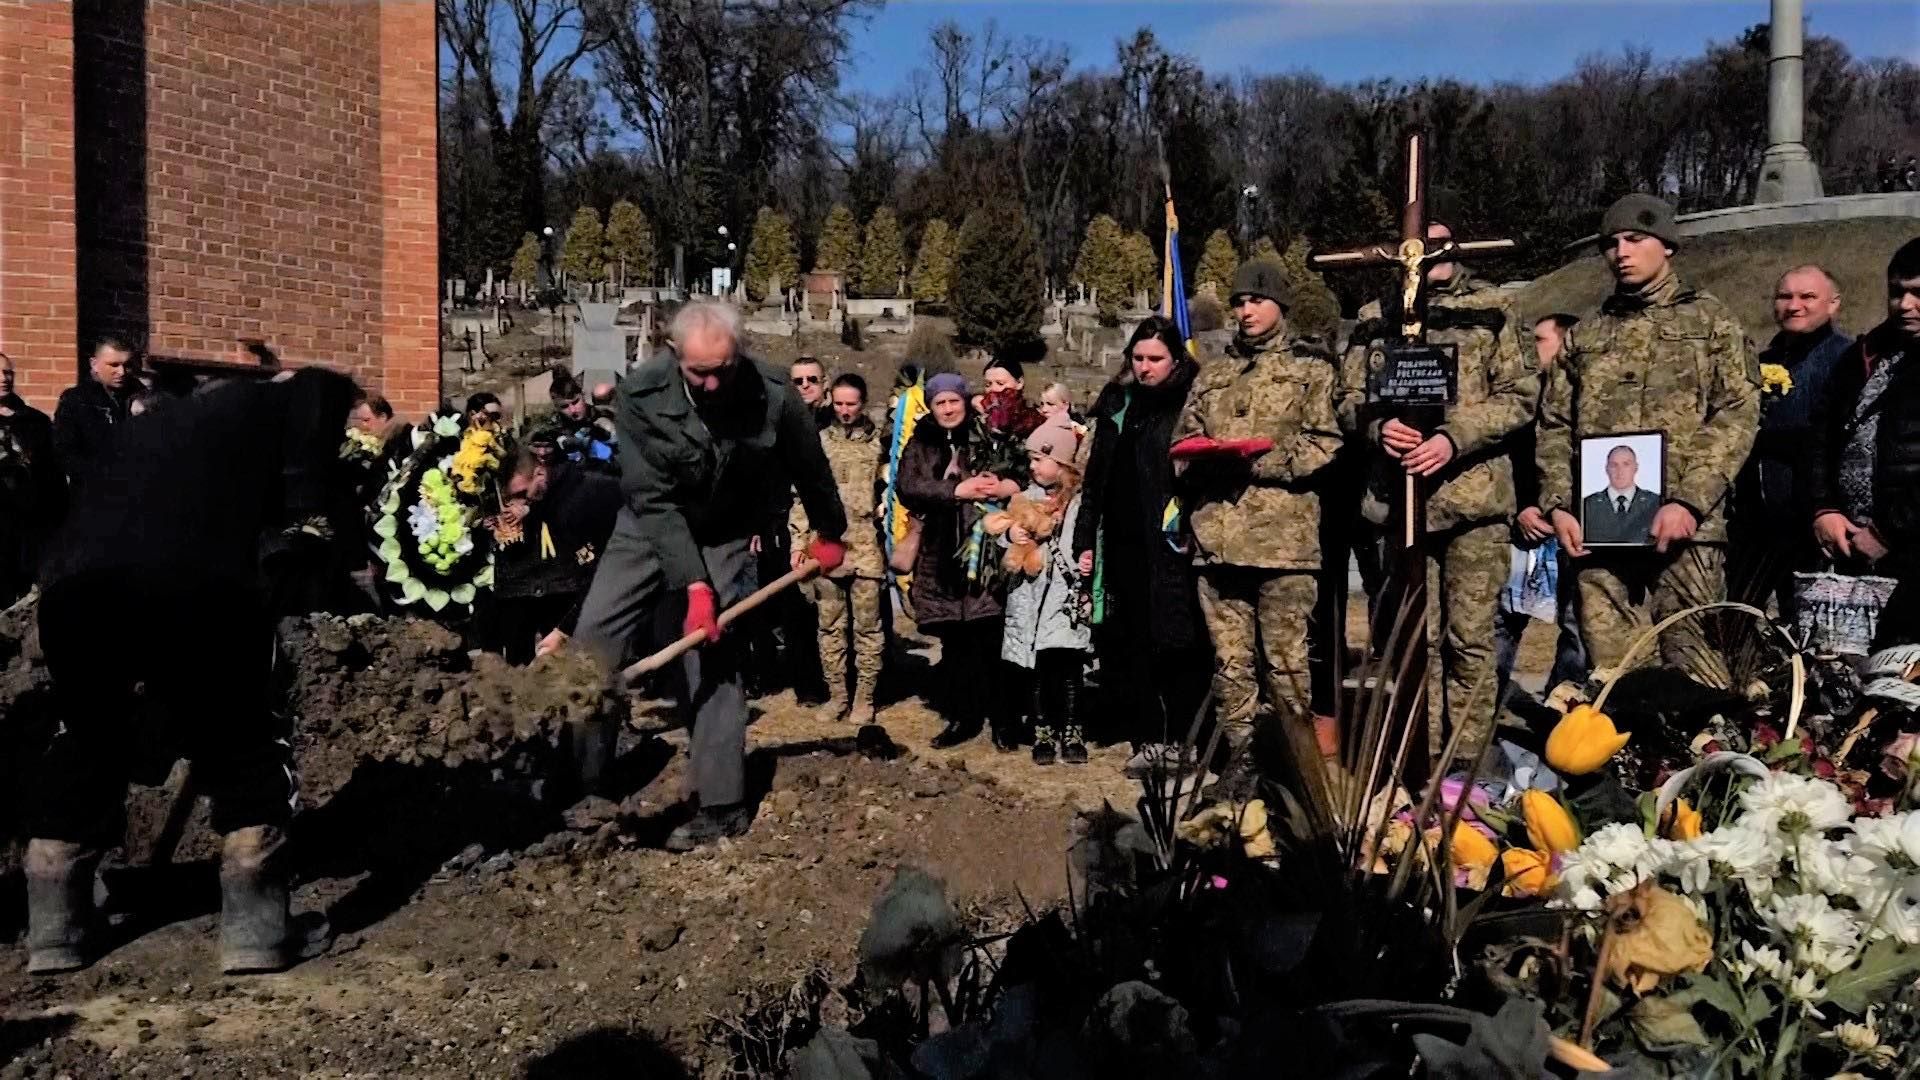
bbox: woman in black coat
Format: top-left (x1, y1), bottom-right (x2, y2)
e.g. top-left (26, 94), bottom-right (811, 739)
top-left (898, 372), bottom-right (1021, 748)
top-left (1072, 316), bottom-right (1211, 746)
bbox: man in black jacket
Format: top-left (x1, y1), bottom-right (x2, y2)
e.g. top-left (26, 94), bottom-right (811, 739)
top-left (23, 366), bottom-right (359, 977)
top-left (0, 351), bottom-right (61, 602)
top-left (1810, 237), bottom-right (1920, 647)
top-left (573, 300), bottom-right (847, 851)
top-left (52, 334), bottom-right (140, 488)
top-left (492, 448), bottom-right (623, 663)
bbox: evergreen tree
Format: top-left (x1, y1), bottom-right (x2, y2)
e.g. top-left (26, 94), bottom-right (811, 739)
top-left (1249, 235), bottom-right (1281, 263)
top-left (743, 207), bottom-right (799, 302)
top-left (1122, 230), bottom-right (1159, 302)
top-left (951, 200), bottom-right (1045, 355)
top-left (560, 206), bottom-right (605, 285)
top-left (815, 204), bottom-right (861, 280)
top-left (1071, 215), bottom-right (1130, 318)
top-left (859, 208), bottom-right (905, 298)
top-left (509, 232), bottom-right (541, 291)
top-left (909, 219), bottom-right (955, 303)
top-left (1196, 229), bottom-right (1240, 294)
top-left (603, 200), bottom-right (654, 287)
top-left (1281, 237), bottom-right (1342, 341)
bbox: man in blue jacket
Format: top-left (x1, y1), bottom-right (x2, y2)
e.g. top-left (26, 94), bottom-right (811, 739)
top-left (573, 300), bottom-right (847, 851)
top-left (1733, 265), bottom-right (1853, 616)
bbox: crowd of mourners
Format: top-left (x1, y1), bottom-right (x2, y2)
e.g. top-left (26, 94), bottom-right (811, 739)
top-left (9, 195), bottom-right (1920, 977)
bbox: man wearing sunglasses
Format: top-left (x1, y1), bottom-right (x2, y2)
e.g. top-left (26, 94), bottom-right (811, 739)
top-left (790, 357), bottom-right (833, 431)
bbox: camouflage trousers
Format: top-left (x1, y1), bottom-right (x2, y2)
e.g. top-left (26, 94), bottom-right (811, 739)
top-left (1574, 543), bottom-right (1731, 690)
top-left (1196, 568), bottom-right (1317, 749)
top-left (1423, 521), bottom-right (1509, 763)
top-left (814, 575), bottom-right (883, 707)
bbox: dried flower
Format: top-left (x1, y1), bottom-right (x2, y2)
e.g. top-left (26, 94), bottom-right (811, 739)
top-left (1545, 705), bottom-right (1631, 776)
top-left (1600, 880), bottom-right (1713, 993)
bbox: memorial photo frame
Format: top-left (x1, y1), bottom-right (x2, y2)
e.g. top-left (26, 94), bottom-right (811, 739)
top-left (1578, 430), bottom-right (1666, 548)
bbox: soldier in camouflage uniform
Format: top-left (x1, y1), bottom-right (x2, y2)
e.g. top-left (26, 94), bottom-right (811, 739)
top-left (792, 374), bottom-right (887, 726)
top-left (1535, 194), bottom-right (1760, 689)
top-left (1175, 257), bottom-right (1345, 750)
top-left (1338, 223), bottom-right (1539, 761)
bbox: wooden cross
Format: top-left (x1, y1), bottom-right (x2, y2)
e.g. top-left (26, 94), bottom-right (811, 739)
top-left (1310, 130), bottom-right (1517, 552)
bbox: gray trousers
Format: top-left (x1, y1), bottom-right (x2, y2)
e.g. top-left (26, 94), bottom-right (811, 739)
top-left (574, 513), bottom-right (754, 808)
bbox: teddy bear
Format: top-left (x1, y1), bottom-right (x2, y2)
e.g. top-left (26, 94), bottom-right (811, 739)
top-left (982, 494), bottom-right (1058, 576)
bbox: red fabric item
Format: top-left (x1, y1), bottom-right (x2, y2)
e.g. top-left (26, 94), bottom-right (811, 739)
top-left (683, 582), bottom-right (720, 643)
top-left (1169, 436), bottom-right (1274, 460)
top-left (808, 536), bottom-right (847, 574)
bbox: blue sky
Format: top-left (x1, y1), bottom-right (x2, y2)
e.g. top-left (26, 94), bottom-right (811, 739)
top-left (839, 0), bottom-right (1919, 94)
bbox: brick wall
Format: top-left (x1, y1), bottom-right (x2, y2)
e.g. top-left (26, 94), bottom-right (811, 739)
top-left (0, 1), bottom-right (80, 406)
top-left (0, 0), bottom-right (439, 416)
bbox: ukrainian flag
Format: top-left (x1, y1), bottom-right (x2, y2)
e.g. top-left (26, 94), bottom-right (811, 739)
top-left (1160, 188), bottom-right (1191, 346)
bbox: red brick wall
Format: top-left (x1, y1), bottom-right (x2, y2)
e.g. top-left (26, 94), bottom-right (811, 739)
top-left (0, 0), bottom-right (439, 416)
top-left (0, 1), bottom-right (80, 406)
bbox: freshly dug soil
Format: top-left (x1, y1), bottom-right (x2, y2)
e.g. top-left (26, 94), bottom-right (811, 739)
top-left (1, 608), bottom-right (1133, 1078)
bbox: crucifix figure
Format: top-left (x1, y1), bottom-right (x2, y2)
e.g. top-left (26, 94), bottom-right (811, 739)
top-left (1311, 130), bottom-right (1517, 554)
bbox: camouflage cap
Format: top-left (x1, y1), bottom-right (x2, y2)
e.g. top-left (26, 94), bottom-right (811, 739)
top-left (1598, 193), bottom-right (1679, 248)
top-left (1229, 257), bottom-right (1292, 308)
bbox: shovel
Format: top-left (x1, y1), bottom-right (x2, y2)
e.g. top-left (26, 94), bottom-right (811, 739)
top-left (618, 558), bottom-right (821, 684)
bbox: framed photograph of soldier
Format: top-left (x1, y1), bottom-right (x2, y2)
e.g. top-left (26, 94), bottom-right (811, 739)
top-left (1578, 431), bottom-right (1666, 547)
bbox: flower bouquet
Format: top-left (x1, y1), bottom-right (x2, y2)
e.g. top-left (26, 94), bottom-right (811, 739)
top-left (370, 413), bottom-right (507, 612)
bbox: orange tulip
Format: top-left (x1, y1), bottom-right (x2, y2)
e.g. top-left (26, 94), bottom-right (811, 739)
top-left (1450, 821), bottom-right (1499, 870)
top-left (1500, 847), bottom-right (1559, 897)
top-left (1545, 705), bottom-right (1631, 776)
top-left (1520, 790), bottom-right (1581, 854)
top-left (1662, 797), bottom-right (1704, 841)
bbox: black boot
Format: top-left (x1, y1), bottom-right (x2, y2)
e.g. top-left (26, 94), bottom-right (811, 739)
top-left (220, 826), bottom-right (293, 974)
top-left (665, 803), bottom-right (753, 852)
top-left (1060, 677), bottom-right (1088, 764)
top-left (1031, 726), bottom-right (1059, 765)
top-left (25, 839), bottom-right (99, 975)
top-left (931, 715), bottom-right (983, 749)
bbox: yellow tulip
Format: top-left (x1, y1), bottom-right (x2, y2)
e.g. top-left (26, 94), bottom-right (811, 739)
top-left (1450, 821), bottom-right (1499, 870)
top-left (1663, 797), bottom-right (1704, 841)
top-left (1520, 790), bottom-right (1581, 854)
top-left (1500, 847), bottom-right (1559, 897)
top-left (1544, 705), bottom-right (1631, 776)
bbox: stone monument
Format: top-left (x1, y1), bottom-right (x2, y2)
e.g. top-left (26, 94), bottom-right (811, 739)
top-left (1754, 0), bottom-right (1823, 204)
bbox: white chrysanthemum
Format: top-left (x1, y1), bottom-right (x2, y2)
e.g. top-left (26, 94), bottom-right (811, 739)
top-left (1739, 772), bottom-right (1852, 838)
top-left (1833, 1009), bottom-right (1882, 1054)
top-left (1679, 823), bottom-right (1783, 901)
top-left (1797, 837), bottom-right (1879, 900)
top-left (1769, 892), bottom-right (1861, 952)
top-left (1784, 967), bottom-right (1827, 1004)
top-left (1876, 874), bottom-right (1920, 946)
top-left (1556, 824), bottom-right (1675, 909)
top-left (1846, 812), bottom-right (1920, 873)
top-left (1731, 940), bottom-right (1786, 983)
top-left (1555, 848), bottom-right (1611, 911)
top-left (1743, 768), bottom-right (1843, 837)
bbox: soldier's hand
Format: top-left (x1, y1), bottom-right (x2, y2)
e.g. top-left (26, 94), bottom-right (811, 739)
top-left (1813, 512), bottom-right (1855, 558)
top-left (1551, 509), bottom-right (1586, 558)
top-left (1078, 551), bottom-right (1094, 576)
top-left (1401, 434), bottom-right (1455, 477)
top-left (1853, 525), bottom-right (1890, 563)
top-left (1516, 507), bottom-right (1554, 544)
top-left (1650, 503), bottom-right (1699, 553)
top-left (1380, 419), bottom-right (1424, 456)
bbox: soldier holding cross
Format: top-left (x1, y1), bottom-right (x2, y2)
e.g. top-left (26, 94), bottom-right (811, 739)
top-left (1530, 194), bottom-right (1760, 689)
top-left (1338, 220), bottom-right (1538, 762)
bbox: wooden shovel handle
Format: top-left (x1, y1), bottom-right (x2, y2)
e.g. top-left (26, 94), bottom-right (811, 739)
top-left (618, 559), bottom-right (821, 683)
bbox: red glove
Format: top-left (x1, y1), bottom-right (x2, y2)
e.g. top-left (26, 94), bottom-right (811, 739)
top-left (808, 536), bottom-right (847, 574)
top-left (1170, 436), bottom-right (1275, 460)
top-left (683, 582), bottom-right (720, 643)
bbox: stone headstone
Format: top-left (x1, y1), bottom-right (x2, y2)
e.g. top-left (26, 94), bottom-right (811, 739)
top-left (572, 302), bottom-right (627, 375)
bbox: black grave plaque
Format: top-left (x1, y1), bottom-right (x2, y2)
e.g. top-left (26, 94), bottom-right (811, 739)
top-left (1366, 342), bottom-right (1459, 407)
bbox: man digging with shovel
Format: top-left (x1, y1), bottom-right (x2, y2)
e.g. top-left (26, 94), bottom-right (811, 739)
top-left (574, 300), bottom-right (847, 852)
top-left (24, 366), bottom-right (358, 976)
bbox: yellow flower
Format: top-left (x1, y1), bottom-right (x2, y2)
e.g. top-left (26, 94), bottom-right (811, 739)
top-left (1545, 705), bottom-right (1631, 776)
top-left (1662, 797), bottom-right (1704, 841)
top-left (1520, 790), bottom-right (1581, 854)
top-left (1759, 362), bottom-right (1794, 396)
top-left (1449, 821), bottom-right (1498, 870)
top-left (1500, 847), bottom-right (1559, 897)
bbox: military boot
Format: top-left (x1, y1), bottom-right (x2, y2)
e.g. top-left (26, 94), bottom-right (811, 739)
top-left (220, 826), bottom-right (293, 975)
top-left (847, 669), bottom-right (879, 727)
top-left (25, 839), bottom-right (100, 975)
top-left (816, 680), bottom-right (850, 723)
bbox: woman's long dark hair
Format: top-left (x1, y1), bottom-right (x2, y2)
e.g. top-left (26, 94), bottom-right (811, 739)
top-left (1123, 315), bottom-right (1188, 370)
